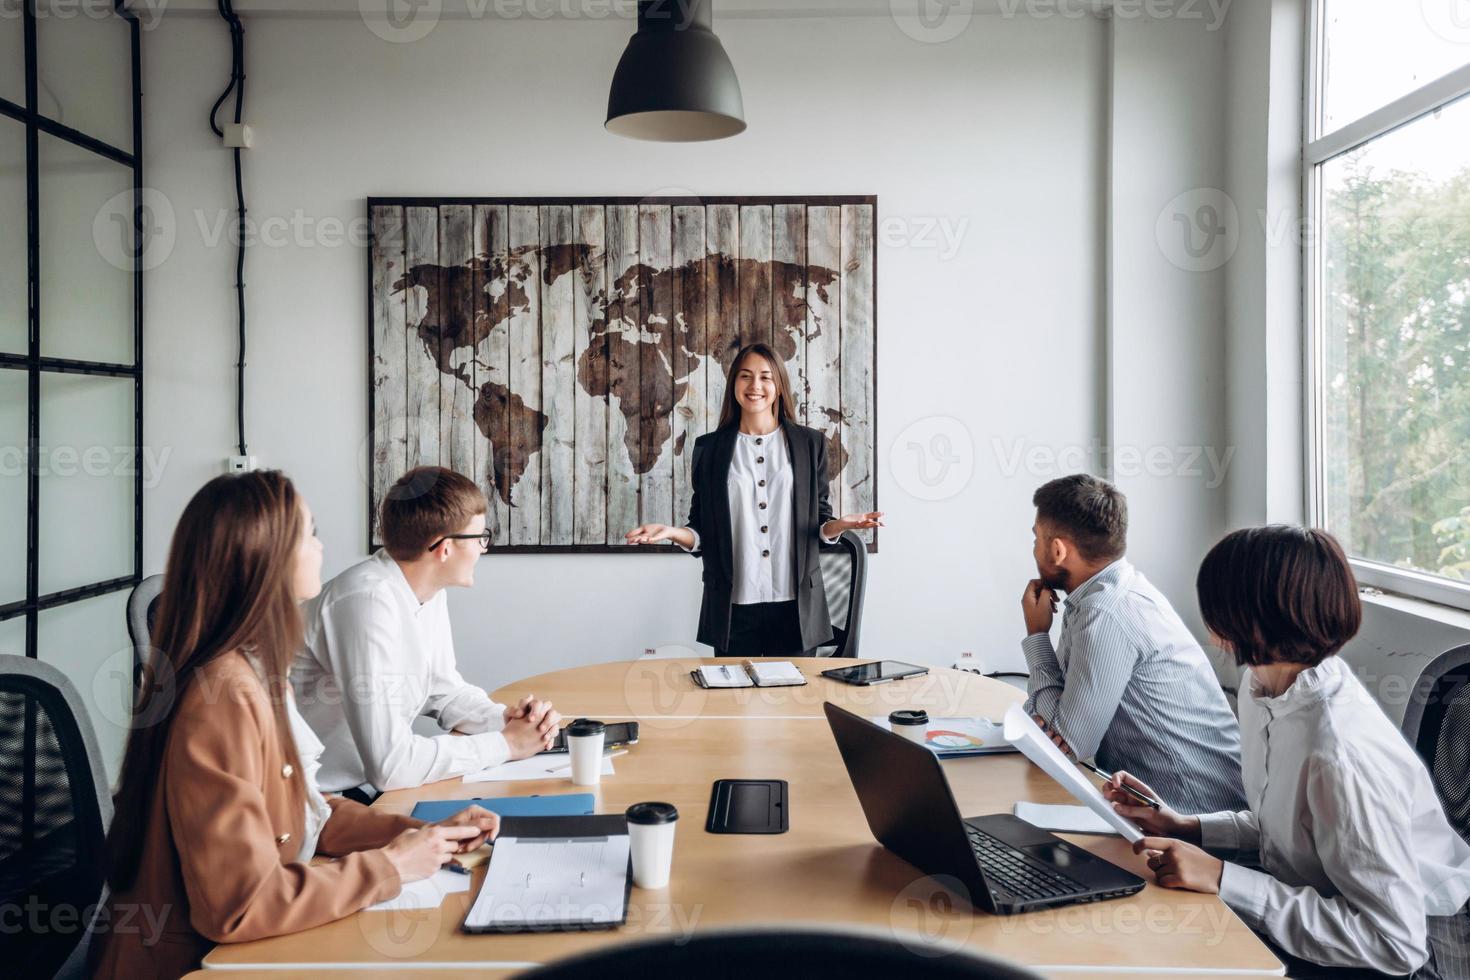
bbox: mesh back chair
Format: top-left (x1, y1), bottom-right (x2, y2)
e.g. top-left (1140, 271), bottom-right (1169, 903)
top-left (1403, 643), bottom-right (1470, 840)
top-left (126, 574), bottom-right (164, 693)
top-left (522, 926), bottom-right (1044, 979)
top-left (0, 656), bottom-right (113, 979)
top-left (813, 530), bottom-right (868, 658)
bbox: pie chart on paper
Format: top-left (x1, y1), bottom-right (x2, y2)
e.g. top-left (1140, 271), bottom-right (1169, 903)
top-left (928, 728), bottom-right (986, 750)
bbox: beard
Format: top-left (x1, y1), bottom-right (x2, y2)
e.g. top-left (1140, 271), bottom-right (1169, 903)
top-left (1034, 561), bottom-right (1069, 593)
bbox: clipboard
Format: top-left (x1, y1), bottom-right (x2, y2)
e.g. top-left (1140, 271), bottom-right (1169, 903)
top-left (461, 815), bottom-right (632, 934)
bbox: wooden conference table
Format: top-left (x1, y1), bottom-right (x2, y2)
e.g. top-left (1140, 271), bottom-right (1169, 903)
top-left (203, 658), bottom-right (1283, 975)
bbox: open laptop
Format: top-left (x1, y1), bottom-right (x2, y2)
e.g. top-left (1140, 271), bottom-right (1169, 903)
top-left (824, 702), bottom-right (1145, 915)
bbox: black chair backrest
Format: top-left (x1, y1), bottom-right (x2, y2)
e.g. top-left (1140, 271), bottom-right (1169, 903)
top-left (1403, 643), bottom-right (1470, 841)
top-left (817, 530), bottom-right (868, 658)
top-left (0, 656), bottom-right (112, 979)
top-left (126, 574), bottom-right (164, 693)
top-left (522, 926), bottom-right (1042, 979)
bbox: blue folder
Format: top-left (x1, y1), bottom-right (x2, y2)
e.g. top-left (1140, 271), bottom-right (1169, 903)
top-left (409, 793), bottom-right (596, 822)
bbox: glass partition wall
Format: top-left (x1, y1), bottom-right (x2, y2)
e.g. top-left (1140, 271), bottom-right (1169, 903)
top-left (0, 2), bottom-right (142, 759)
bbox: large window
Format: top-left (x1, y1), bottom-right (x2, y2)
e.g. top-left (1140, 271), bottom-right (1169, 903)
top-left (1309, 1), bottom-right (1470, 608)
top-left (0, 2), bottom-right (143, 771)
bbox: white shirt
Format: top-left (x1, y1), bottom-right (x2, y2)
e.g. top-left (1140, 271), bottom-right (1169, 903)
top-left (683, 426), bottom-right (836, 605)
top-left (286, 692), bottom-right (334, 863)
top-left (1198, 655), bottom-right (1470, 975)
top-left (291, 550), bottom-right (510, 793)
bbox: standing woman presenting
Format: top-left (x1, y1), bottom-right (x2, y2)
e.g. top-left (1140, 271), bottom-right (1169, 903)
top-left (626, 343), bottom-right (883, 656)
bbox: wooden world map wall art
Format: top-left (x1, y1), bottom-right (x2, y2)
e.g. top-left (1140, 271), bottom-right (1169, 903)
top-left (367, 196), bottom-right (877, 553)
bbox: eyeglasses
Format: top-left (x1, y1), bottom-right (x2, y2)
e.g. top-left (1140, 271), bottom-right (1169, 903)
top-left (427, 528), bottom-right (493, 554)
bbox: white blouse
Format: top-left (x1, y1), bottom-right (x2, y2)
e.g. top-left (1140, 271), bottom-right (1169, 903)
top-left (725, 427), bottom-right (796, 604)
top-left (683, 426), bottom-right (835, 605)
top-left (286, 692), bottom-right (334, 863)
top-left (1198, 655), bottom-right (1470, 975)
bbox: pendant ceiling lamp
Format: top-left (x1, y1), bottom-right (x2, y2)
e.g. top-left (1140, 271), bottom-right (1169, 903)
top-left (605, 0), bottom-right (746, 142)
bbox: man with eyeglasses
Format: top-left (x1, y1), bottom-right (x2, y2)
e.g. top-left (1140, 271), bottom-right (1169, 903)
top-left (292, 466), bottom-right (560, 803)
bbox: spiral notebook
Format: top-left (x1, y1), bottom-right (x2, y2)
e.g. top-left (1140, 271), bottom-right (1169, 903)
top-left (691, 660), bottom-right (807, 689)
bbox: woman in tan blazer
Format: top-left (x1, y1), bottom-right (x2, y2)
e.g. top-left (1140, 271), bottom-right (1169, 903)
top-left (91, 471), bottom-right (499, 979)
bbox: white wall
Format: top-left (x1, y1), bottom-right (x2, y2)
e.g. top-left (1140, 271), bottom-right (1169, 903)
top-left (129, 4), bottom-right (1250, 760)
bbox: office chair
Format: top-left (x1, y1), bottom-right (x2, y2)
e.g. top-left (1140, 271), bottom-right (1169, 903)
top-left (0, 656), bottom-right (113, 979)
top-left (814, 530), bottom-right (867, 658)
top-left (1403, 643), bottom-right (1470, 840)
top-left (521, 926), bottom-right (1044, 979)
top-left (125, 574), bottom-right (164, 693)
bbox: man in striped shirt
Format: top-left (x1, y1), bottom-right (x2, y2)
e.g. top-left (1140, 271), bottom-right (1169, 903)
top-left (1021, 474), bottom-right (1245, 814)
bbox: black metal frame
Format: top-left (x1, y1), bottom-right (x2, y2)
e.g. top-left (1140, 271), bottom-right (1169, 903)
top-left (0, 1), bottom-right (143, 655)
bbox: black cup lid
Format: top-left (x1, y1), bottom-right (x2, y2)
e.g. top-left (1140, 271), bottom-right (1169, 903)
top-left (626, 801), bottom-right (679, 825)
top-left (889, 709), bottom-right (929, 726)
top-left (566, 718), bottom-right (606, 737)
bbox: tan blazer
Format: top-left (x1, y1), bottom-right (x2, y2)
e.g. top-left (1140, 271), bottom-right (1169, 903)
top-left (90, 650), bottom-right (420, 980)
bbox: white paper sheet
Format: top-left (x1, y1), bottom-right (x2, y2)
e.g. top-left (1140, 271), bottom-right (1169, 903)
top-left (365, 867), bottom-right (470, 911)
top-left (464, 833), bottom-right (631, 929)
top-left (1001, 703), bottom-right (1144, 843)
top-left (462, 754), bottom-right (616, 784)
top-left (1013, 802), bottom-right (1119, 836)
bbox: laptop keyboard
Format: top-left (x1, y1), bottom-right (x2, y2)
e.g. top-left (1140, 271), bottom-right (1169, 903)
top-left (966, 826), bottom-right (1086, 902)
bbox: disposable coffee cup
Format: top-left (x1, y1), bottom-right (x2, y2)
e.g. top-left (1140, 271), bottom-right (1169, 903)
top-left (889, 709), bottom-right (930, 745)
top-left (566, 718), bottom-right (606, 786)
top-left (626, 802), bottom-right (678, 889)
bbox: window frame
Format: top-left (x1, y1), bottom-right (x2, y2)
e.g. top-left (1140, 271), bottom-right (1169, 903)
top-left (1304, 1), bottom-right (1470, 612)
top-left (0, 1), bottom-right (144, 652)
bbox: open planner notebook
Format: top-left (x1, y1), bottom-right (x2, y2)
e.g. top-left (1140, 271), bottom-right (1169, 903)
top-left (691, 660), bottom-right (806, 688)
top-left (463, 815), bottom-right (631, 933)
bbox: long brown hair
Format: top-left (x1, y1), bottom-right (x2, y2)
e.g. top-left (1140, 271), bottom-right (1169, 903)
top-left (717, 343), bottom-right (798, 429)
top-left (107, 470), bottom-right (309, 891)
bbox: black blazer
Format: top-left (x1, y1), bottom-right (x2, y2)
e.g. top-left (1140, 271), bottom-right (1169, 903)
top-left (685, 419), bottom-right (836, 652)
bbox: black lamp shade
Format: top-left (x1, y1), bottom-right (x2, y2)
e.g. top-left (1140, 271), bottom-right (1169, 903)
top-left (606, 0), bottom-right (746, 142)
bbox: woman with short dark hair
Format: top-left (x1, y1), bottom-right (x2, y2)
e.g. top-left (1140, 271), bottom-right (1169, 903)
top-left (1103, 525), bottom-right (1470, 978)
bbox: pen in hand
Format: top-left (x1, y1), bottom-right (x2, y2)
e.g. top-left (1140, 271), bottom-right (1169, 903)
top-left (1080, 761), bottom-right (1161, 810)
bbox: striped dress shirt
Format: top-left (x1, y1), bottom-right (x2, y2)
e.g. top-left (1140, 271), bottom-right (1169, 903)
top-left (1022, 558), bottom-right (1246, 814)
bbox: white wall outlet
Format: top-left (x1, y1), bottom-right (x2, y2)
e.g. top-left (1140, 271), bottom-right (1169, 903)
top-left (953, 651), bottom-right (986, 675)
top-left (227, 455), bottom-right (258, 473)
top-left (223, 123), bottom-right (254, 149)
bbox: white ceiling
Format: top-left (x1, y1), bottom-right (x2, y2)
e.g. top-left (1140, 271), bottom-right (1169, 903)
top-left (138, 0), bottom-right (1116, 20)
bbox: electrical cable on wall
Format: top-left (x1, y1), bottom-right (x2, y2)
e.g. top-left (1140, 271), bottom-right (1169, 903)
top-left (208, 0), bottom-right (248, 457)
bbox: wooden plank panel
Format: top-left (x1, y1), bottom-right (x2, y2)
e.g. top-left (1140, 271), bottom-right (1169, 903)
top-left (772, 203), bottom-right (806, 418)
top-left (572, 205), bottom-right (608, 546)
top-left (840, 204), bottom-right (875, 543)
top-left (370, 205), bottom-right (407, 546)
top-left (605, 204), bottom-right (641, 542)
top-left (705, 203), bottom-right (739, 430)
top-left (404, 206), bottom-right (441, 471)
top-left (507, 205), bottom-right (542, 546)
top-left (438, 204), bottom-right (475, 482)
top-left (671, 205), bottom-right (706, 528)
top-left (805, 206), bottom-right (843, 516)
top-left (474, 204), bottom-right (511, 546)
top-left (737, 204), bottom-right (772, 349)
top-left (638, 205), bottom-right (674, 527)
top-left (540, 205), bottom-right (576, 545)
